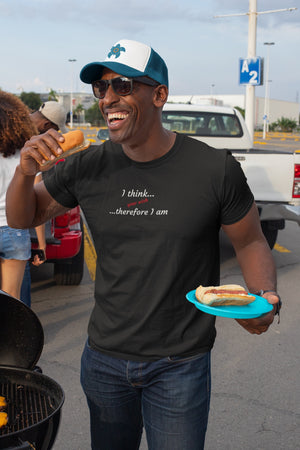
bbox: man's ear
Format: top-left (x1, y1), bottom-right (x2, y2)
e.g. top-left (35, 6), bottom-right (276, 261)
top-left (153, 85), bottom-right (168, 107)
top-left (40, 120), bottom-right (54, 133)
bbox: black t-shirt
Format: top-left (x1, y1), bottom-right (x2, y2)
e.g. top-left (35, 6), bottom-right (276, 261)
top-left (44, 134), bottom-right (254, 361)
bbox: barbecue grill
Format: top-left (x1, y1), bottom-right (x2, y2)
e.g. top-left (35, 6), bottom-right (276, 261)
top-left (0, 290), bottom-right (64, 450)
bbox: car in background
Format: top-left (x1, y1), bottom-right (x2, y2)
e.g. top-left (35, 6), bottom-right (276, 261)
top-left (31, 206), bottom-right (84, 285)
top-left (97, 127), bottom-right (109, 142)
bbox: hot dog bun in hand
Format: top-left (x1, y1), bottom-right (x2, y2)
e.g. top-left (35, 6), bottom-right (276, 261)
top-left (195, 284), bottom-right (256, 306)
top-left (41, 130), bottom-right (90, 167)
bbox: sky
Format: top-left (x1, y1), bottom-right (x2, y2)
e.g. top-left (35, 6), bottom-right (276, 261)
top-left (0, 0), bottom-right (299, 103)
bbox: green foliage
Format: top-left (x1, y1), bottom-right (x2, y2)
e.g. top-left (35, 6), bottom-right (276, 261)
top-left (268, 122), bottom-right (277, 132)
top-left (234, 106), bottom-right (245, 118)
top-left (48, 89), bottom-right (58, 101)
top-left (85, 101), bottom-right (105, 126)
top-left (271, 117), bottom-right (297, 132)
top-left (19, 92), bottom-right (42, 111)
top-left (74, 103), bottom-right (84, 115)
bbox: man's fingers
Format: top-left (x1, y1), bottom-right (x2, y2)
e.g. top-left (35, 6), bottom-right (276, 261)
top-left (20, 130), bottom-right (65, 173)
top-left (24, 133), bottom-right (63, 162)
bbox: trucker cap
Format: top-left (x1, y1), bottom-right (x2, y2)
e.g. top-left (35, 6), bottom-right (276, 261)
top-left (80, 39), bottom-right (168, 88)
top-left (39, 101), bottom-right (68, 133)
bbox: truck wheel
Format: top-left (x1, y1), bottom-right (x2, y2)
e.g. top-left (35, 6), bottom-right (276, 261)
top-left (54, 220), bottom-right (84, 285)
top-left (260, 220), bottom-right (283, 250)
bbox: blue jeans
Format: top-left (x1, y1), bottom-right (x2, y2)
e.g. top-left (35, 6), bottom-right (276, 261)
top-left (0, 227), bottom-right (30, 260)
top-left (81, 341), bottom-right (211, 450)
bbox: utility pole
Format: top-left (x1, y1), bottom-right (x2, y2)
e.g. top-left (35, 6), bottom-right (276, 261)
top-left (245, 0), bottom-right (257, 145)
top-left (68, 58), bottom-right (77, 129)
top-left (214, 1), bottom-right (297, 146)
top-left (263, 42), bottom-right (275, 139)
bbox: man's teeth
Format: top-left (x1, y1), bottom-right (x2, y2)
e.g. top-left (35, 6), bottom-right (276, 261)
top-left (108, 113), bottom-right (128, 122)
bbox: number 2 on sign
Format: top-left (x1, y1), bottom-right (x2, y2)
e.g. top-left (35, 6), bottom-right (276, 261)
top-left (249, 70), bottom-right (258, 84)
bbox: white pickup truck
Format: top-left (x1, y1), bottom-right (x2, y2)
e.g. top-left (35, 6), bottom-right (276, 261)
top-left (162, 103), bottom-right (300, 248)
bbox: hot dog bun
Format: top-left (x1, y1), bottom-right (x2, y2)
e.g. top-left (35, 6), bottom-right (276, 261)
top-left (41, 130), bottom-right (91, 166)
top-left (195, 284), bottom-right (256, 306)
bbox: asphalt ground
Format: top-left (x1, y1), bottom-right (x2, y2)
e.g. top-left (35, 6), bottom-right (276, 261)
top-left (253, 131), bottom-right (300, 152)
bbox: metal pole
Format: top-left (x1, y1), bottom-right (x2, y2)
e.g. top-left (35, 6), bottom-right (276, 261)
top-left (263, 43), bottom-right (274, 139)
top-left (267, 80), bottom-right (272, 132)
top-left (68, 59), bottom-right (77, 129)
top-left (245, 0), bottom-right (257, 146)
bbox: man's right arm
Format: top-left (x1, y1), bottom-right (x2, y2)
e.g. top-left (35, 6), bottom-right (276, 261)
top-left (6, 165), bottom-right (68, 229)
top-left (6, 129), bottom-right (69, 229)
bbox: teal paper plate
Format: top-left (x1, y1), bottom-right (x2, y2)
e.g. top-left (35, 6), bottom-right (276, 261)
top-left (186, 290), bottom-right (273, 319)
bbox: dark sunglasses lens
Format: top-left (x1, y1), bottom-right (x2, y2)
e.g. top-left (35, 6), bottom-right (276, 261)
top-left (112, 78), bottom-right (132, 96)
top-left (92, 78), bottom-right (133, 98)
top-left (93, 81), bottom-right (107, 99)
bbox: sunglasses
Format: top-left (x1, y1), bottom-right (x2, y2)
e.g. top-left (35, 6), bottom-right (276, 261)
top-left (92, 76), bottom-right (159, 99)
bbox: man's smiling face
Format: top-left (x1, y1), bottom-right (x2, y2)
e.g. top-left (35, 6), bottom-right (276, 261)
top-left (99, 69), bottom-right (158, 148)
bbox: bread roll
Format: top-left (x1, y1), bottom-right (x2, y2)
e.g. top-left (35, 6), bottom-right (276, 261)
top-left (41, 130), bottom-right (91, 166)
top-left (195, 284), bottom-right (256, 306)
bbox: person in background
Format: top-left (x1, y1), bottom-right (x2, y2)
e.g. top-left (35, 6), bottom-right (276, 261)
top-left (6, 40), bottom-right (281, 449)
top-left (20, 101), bottom-right (68, 307)
top-left (30, 101), bottom-right (68, 134)
top-left (0, 91), bottom-right (37, 299)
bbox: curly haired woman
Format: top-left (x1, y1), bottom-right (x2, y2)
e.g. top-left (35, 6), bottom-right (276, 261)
top-left (0, 91), bottom-right (37, 299)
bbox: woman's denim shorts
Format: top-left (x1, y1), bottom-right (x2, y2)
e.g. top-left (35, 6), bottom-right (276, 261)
top-left (0, 227), bottom-right (31, 260)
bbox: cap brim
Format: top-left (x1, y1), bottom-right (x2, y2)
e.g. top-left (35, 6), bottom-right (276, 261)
top-left (80, 61), bottom-right (145, 84)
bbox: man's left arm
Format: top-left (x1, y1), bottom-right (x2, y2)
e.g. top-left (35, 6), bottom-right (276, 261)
top-left (222, 202), bottom-right (281, 335)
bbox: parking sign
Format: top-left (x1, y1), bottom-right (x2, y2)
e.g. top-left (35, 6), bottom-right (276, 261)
top-left (239, 57), bottom-right (263, 85)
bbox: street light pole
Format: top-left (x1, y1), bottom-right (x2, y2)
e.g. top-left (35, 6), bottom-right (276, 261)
top-left (263, 42), bottom-right (274, 139)
top-left (68, 58), bottom-right (77, 129)
top-left (267, 80), bottom-right (272, 132)
top-left (244, 0), bottom-right (257, 146)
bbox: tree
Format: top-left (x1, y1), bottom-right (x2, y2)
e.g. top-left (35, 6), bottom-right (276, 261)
top-left (274, 117), bottom-right (297, 132)
top-left (85, 101), bottom-right (105, 126)
top-left (20, 92), bottom-right (41, 111)
top-left (74, 103), bottom-right (85, 124)
top-left (48, 89), bottom-right (58, 101)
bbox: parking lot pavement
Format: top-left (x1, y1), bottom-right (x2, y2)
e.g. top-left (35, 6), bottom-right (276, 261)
top-left (253, 131), bottom-right (300, 152)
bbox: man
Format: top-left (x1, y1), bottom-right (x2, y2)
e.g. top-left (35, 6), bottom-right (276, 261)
top-left (6, 39), bottom-right (281, 450)
top-left (30, 100), bottom-right (68, 134)
top-left (20, 101), bottom-right (68, 307)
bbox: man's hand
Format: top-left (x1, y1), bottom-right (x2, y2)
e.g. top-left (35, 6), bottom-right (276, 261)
top-left (20, 129), bottom-right (65, 176)
top-left (235, 292), bottom-right (280, 334)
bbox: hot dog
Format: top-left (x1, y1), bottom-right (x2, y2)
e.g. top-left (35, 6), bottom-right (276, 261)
top-left (41, 130), bottom-right (91, 166)
top-left (195, 284), bottom-right (256, 306)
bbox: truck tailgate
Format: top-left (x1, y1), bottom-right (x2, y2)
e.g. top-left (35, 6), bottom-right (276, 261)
top-left (233, 150), bottom-right (298, 203)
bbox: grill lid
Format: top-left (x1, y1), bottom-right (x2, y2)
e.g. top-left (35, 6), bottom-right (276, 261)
top-left (0, 290), bottom-right (44, 370)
